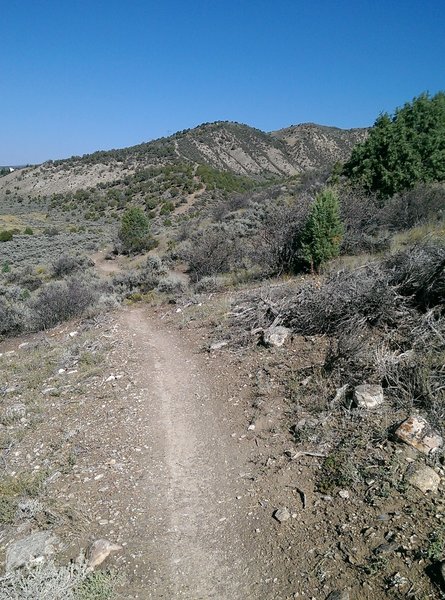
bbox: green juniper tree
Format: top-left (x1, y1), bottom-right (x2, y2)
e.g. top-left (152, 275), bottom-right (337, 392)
top-left (118, 206), bottom-right (152, 254)
top-left (301, 188), bottom-right (343, 273)
top-left (343, 92), bottom-right (445, 198)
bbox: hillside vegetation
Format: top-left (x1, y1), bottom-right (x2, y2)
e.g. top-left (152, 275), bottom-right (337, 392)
top-left (0, 121), bottom-right (365, 199)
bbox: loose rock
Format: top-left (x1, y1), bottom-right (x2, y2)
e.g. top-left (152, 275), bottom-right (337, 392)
top-left (405, 463), bottom-right (440, 493)
top-left (210, 340), bottom-right (229, 351)
top-left (88, 538), bottom-right (123, 568)
top-left (353, 384), bottom-right (384, 409)
top-left (394, 415), bottom-right (443, 455)
top-left (273, 507), bottom-right (291, 523)
top-left (263, 325), bottom-right (291, 348)
top-left (326, 591), bottom-right (350, 600)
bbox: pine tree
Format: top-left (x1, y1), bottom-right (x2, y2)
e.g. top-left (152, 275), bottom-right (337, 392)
top-left (301, 188), bottom-right (343, 272)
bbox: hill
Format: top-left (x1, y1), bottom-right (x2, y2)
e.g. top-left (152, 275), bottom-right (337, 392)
top-left (0, 121), bottom-right (367, 198)
top-left (271, 122), bottom-right (368, 171)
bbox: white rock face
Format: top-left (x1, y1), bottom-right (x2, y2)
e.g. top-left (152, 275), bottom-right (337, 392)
top-left (395, 415), bottom-right (443, 455)
top-left (406, 464), bottom-right (441, 494)
top-left (353, 384), bottom-right (384, 409)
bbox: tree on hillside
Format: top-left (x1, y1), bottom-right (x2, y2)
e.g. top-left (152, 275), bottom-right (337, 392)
top-left (343, 92), bottom-right (445, 198)
top-left (300, 188), bottom-right (343, 272)
top-left (118, 206), bottom-right (153, 254)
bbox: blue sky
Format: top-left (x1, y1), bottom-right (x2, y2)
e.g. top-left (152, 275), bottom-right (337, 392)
top-left (1, 0), bottom-right (444, 164)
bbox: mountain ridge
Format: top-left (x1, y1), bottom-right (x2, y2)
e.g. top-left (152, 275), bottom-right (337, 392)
top-left (0, 120), bottom-right (368, 198)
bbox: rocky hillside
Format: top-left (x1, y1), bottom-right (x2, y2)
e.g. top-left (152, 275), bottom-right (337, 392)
top-left (0, 121), bottom-right (367, 198)
top-left (271, 122), bottom-right (368, 171)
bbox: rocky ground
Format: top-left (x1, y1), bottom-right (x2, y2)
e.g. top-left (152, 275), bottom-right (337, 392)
top-left (1, 284), bottom-right (445, 599)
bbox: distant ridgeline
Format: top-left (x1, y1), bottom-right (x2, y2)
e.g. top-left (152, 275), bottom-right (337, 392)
top-left (0, 166), bottom-right (27, 176)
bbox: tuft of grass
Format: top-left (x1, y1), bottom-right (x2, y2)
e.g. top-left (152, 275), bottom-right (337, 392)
top-left (317, 449), bottom-right (359, 494)
top-left (0, 496), bottom-right (18, 524)
top-left (0, 560), bottom-right (121, 600)
top-left (0, 472), bottom-right (46, 524)
top-left (0, 471), bottom-right (46, 499)
top-left (75, 569), bottom-right (123, 600)
top-left (427, 527), bottom-right (445, 561)
top-left (391, 222), bottom-right (445, 251)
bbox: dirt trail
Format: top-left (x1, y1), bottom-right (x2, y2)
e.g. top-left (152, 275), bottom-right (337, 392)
top-left (92, 251), bottom-right (121, 274)
top-left (113, 307), bottom-right (260, 599)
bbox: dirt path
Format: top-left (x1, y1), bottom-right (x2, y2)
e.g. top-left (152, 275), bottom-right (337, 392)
top-left (92, 251), bottom-right (121, 275)
top-left (111, 307), bottom-right (261, 599)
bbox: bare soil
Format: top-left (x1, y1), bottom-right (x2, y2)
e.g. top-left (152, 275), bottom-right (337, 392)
top-left (2, 292), bottom-right (444, 599)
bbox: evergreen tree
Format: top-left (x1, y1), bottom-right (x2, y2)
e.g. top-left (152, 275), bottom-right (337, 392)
top-left (118, 206), bottom-right (152, 253)
top-left (343, 92), bottom-right (445, 198)
top-left (300, 188), bottom-right (343, 272)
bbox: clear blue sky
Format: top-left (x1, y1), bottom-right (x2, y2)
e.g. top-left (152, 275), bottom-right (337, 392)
top-left (1, 0), bottom-right (444, 164)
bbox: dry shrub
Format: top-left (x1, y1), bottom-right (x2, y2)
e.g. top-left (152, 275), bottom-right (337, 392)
top-left (184, 225), bottom-right (241, 281)
top-left (230, 241), bottom-right (445, 429)
top-left (111, 255), bottom-right (167, 297)
top-left (30, 277), bottom-right (98, 330)
top-left (385, 242), bottom-right (445, 310)
top-left (52, 254), bottom-right (92, 278)
top-left (381, 182), bottom-right (445, 231)
top-left (0, 297), bottom-right (24, 336)
top-left (249, 197), bottom-right (311, 275)
top-left (282, 264), bottom-right (404, 335)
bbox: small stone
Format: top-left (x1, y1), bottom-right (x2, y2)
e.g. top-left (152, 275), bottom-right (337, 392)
top-left (353, 384), bottom-right (384, 409)
top-left (88, 539), bottom-right (123, 568)
top-left (210, 340), bottom-right (229, 351)
top-left (273, 507), bottom-right (291, 523)
top-left (247, 424), bottom-right (255, 431)
top-left (338, 489), bottom-right (350, 499)
top-left (405, 463), bottom-right (440, 493)
top-left (373, 542), bottom-right (398, 555)
top-left (263, 325), bottom-right (291, 348)
top-left (42, 387), bottom-right (57, 395)
top-left (18, 342), bottom-right (29, 349)
top-left (395, 415), bottom-right (443, 455)
top-left (332, 385), bottom-right (348, 405)
top-left (69, 331), bottom-right (78, 337)
top-left (326, 592), bottom-right (350, 600)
